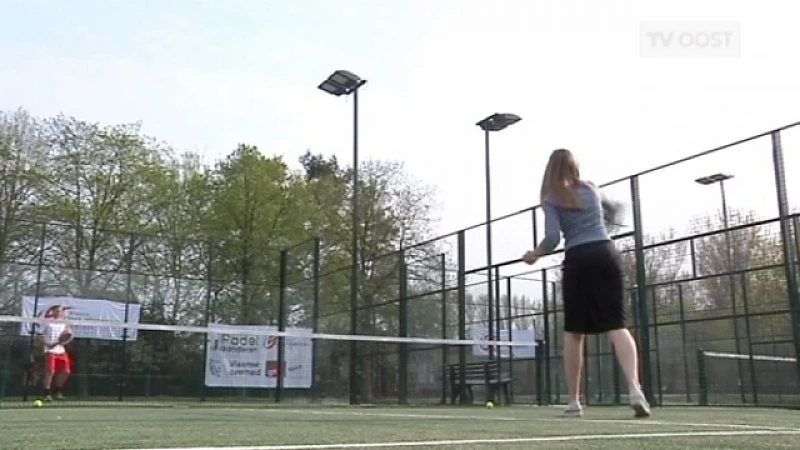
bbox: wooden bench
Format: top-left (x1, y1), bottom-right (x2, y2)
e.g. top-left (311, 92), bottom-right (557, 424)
top-left (447, 360), bottom-right (513, 405)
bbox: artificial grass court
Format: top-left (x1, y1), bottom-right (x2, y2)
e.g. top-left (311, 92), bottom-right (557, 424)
top-left (1, 404), bottom-right (799, 450)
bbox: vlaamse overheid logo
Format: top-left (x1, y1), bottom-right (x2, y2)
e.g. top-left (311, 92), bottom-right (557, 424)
top-left (640, 22), bottom-right (741, 58)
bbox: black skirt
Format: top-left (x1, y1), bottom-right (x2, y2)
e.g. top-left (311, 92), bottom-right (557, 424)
top-left (561, 240), bottom-right (626, 334)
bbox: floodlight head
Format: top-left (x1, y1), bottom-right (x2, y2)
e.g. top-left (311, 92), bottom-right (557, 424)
top-left (476, 113), bottom-right (522, 132)
top-left (695, 173), bottom-right (734, 185)
top-left (317, 70), bottom-right (366, 96)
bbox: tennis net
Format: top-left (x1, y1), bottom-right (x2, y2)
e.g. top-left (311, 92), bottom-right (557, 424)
top-left (0, 314), bottom-right (542, 407)
top-left (697, 350), bottom-right (800, 407)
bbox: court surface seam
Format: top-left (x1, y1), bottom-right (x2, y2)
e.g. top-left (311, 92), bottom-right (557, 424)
top-left (121, 429), bottom-right (800, 450)
top-left (260, 408), bottom-right (800, 431)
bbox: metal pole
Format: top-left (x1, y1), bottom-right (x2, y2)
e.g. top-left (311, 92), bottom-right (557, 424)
top-left (276, 249), bottom-right (288, 403)
top-left (769, 131), bottom-right (800, 389)
top-left (484, 129), bottom-right (495, 362)
top-left (118, 233), bottom-right (135, 402)
top-left (719, 180), bottom-right (746, 403)
top-left (457, 231), bottom-right (468, 404)
top-left (311, 237), bottom-right (321, 401)
top-left (398, 250), bottom-right (409, 405)
top-left (201, 241), bottom-right (213, 401)
top-left (349, 88), bottom-right (360, 405)
top-left (630, 175), bottom-right (654, 403)
top-left (23, 223), bottom-right (47, 402)
top-left (440, 253), bottom-right (447, 405)
top-left (542, 272), bottom-right (552, 403)
top-left (495, 267), bottom-right (502, 370)
top-left (505, 276), bottom-right (514, 402)
top-left (740, 272), bottom-right (758, 405)
top-left (678, 284), bottom-right (691, 403)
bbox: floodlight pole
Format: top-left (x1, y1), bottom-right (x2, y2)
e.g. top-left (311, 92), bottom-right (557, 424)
top-left (318, 70), bottom-right (367, 405)
top-left (476, 113), bottom-right (521, 364)
top-left (483, 128), bottom-right (495, 361)
top-left (350, 86), bottom-right (360, 405)
top-left (717, 177), bottom-right (747, 404)
top-left (696, 173), bottom-right (746, 404)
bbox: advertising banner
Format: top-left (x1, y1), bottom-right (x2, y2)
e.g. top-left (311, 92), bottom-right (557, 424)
top-left (205, 325), bottom-right (313, 389)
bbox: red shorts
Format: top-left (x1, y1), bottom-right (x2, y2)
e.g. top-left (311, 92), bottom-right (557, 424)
top-left (45, 353), bottom-right (71, 374)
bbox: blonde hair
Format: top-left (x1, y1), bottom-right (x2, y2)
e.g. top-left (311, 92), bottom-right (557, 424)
top-left (539, 148), bottom-right (583, 209)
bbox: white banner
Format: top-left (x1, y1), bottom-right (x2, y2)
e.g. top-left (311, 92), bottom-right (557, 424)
top-left (470, 327), bottom-right (537, 358)
top-left (20, 296), bottom-right (141, 341)
top-left (205, 325), bottom-right (313, 389)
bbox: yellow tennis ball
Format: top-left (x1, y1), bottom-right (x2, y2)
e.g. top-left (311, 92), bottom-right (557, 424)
top-left (485, 400), bottom-right (494, 409)
top-left (34, 399), bottom-right (43, 407)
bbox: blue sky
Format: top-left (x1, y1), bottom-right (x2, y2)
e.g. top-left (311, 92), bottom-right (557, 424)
top-left (2, 0), bottom-right (800, 280)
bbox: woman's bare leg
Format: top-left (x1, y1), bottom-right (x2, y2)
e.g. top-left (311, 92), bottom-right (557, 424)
top-left (563, 331), bottom-right (585, 415)
top-left (608, 328), bottom-right (651, 417)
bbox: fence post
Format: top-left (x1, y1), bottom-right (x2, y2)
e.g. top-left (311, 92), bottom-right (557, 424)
top-left (541, 270), bottom-right (551, 404)
top-left (439, 253), bottom-right (447, 405)
top-left (678, 284), bottom-right (691, 403)
top-left (457, 230), bottom-right (467, 404)
top-left (118, 233), bottom-right (135, 402)
top-left (505, 276), bottom-right (514, 403)
top-left (630, 175), bottom-right (654, 404)
top-left (23, 223), bottom-right (47, 402)
top-left (311, 237), bottom-right (321, 401)
top-left (398, 249), bottom-right (409, 405)
top-left (649, 286), bottom-right (662, 406)
top-left (770, 130), bottom-right (800, 386)
top-left (275, 249), bottom-right (288, 403)
top-left (740, 272), bottom-right (758, 405)
top-left (494, 266), bottom-right (502, 382)
top-left (697, 349), bottom-right (708, 406)
top-left (201, 241), bottom-right (214, 401)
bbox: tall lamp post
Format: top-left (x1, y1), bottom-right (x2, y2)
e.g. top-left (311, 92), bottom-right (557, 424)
top-left (318, 70), bottom-right (367, 405)
top-left (476, 113), bottom-right (521, 362)
top-left (695, 173), bottom-right (746, 403)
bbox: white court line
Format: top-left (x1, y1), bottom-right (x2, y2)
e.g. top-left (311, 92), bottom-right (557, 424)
top-left (120, 429), bottom-right (800, 450)
top-left (266, 408), bottom-right (800, 432)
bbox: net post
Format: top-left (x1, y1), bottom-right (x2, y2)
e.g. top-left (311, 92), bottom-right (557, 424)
top-left (201, 240), bottom-right (214, 402)
top-left (311, 237), bottom-right (321, 402)
top-left (630, 175), bottom-right (654, 404)
top-left (770, 130), bottom-right (800, 388)
top-left (398, 249), bottom-right (409, 405)
top-left (457, 230), bottom-right (468, 404)
top-left (118, 232), bottom-right (135, 402)
top-left (275, 249), bottom-right (288, 403)
top-left (23, 223), bottom-right (47, 403)
top-left (697, 349), bottom-right (708, 406)
top-left (439, 253), bottom-right (447, 405)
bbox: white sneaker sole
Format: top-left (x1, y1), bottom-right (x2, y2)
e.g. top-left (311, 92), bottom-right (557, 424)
top-left (631, 401), bottom-right (651, 418)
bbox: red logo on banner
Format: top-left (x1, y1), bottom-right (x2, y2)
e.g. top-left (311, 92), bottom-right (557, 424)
top-left (265, 360), bottom-right (286, 378)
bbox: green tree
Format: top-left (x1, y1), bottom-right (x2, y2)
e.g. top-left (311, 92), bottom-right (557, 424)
top-left (35, 115), bottom-right (165, 296)
top-left (0, 109), bottom-right (50, 313)
top-left (207, 144), bottom-right (311, 325)
top-left (137, 151), bottom-right (212, 326)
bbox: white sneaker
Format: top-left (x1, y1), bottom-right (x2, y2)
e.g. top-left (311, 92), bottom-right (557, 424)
top-left (563, 400), bottom-right (583, 417)
top-left (629, 388), bottom-right (651, 418)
